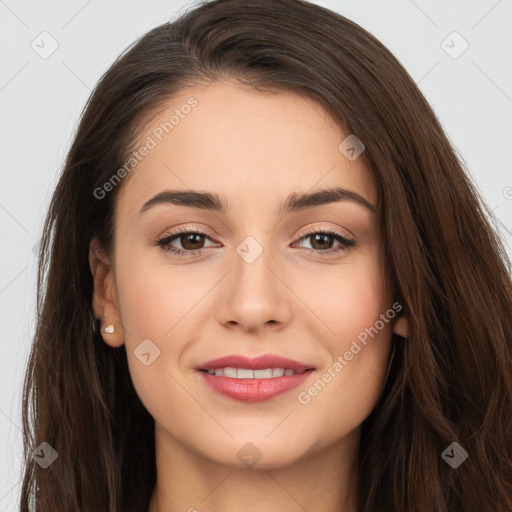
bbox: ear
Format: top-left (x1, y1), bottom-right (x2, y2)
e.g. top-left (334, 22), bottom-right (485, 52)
top-left (89, 237), bottom-right (124, 347)
top-left (393, 315), bottom-right (410, 338)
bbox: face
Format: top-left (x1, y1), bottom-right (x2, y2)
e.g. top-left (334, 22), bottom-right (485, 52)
top-left (90, 79), bottom-right (407, 469)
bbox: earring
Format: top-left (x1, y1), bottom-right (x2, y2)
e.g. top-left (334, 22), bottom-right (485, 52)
top-left (103, 324), bottom-right (115, 334)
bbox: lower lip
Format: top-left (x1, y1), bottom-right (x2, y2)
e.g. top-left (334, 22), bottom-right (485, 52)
top-left (198, 370), bottom-right (315, 402)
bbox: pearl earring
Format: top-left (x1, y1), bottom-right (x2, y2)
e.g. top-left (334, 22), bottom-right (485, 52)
top-left (103, 324), bottom-right (115, 334)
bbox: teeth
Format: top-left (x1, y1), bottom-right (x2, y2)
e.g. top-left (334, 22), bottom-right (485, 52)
top-left (223, 367), bottom-right (237, 378)
top-left (254, 369), bottom-right (273, 378)
top-left (205, 367), bottom-right (298, 379)
top-left (237, 368), bottom-right (254, 379)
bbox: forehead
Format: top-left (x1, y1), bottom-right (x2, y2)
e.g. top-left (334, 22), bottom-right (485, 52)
top-left (116, 79), bottom-right (377, 217)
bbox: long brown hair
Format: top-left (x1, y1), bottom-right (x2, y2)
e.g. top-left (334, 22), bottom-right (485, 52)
top-left (20, 0), bottom-right (512, 510)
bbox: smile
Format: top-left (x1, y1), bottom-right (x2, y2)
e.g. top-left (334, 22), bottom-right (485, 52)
top-left (201, 367), bottom-right (304, 378)
top-left (196, 353), bottom-right (316, 402)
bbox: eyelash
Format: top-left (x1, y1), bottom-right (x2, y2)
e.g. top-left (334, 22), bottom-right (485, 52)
top-left (155, 226), bottom-right (356, 258)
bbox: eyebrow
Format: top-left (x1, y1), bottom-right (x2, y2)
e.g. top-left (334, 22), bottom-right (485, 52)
top-left (138, 187), bottom-right (376, 216)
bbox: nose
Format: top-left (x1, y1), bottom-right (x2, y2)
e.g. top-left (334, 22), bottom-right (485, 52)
top-left (216, 242), bottom-right (292, 333)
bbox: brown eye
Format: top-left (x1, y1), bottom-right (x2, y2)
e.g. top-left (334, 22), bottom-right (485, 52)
top-left (156, 228), bottom-right (217, 257)
top-left (179, 233), bottom-right (206, 250)
top-left (309, 233), bottom-right (335, 250)
top-left (294, 227), bottom-right (356, 256)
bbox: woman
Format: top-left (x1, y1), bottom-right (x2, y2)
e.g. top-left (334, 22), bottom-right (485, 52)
top-left (20, 0), bottom-right (512, 511)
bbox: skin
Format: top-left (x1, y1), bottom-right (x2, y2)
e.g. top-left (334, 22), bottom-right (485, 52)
top-left (89, 79), bottom-right (410, 512)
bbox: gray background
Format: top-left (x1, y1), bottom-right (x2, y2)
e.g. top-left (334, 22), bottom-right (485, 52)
top-left (1, 0), bottom-right (511, 509)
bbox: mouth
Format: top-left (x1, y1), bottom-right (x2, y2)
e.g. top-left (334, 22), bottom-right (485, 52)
top-left (198, 367), bottom-right (314, 378)
top-left (197, 353), bottom-right (315, 374)
top-left (196, 354), bottom-right (316, 402)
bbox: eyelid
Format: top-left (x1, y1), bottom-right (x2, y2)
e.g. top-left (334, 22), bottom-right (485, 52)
top-left (157, 224), bottom-right (217, 241)
top-left (295, 224), bottom-right (353, 241)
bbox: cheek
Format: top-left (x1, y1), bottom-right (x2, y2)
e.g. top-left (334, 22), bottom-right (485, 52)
top-left (114, 243), bottom-right (188, 339)
top-left (305, 254), bottom-right (392, 424)
top-left (316, 251), bottom-right (389, 346)
top-left (113, 244), bottom-right (219, 422)
top-left (112, 250), bottom-right (185, 411)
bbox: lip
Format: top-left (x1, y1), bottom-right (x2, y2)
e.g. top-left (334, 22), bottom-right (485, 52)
top-left (197, 354), bottom-right (314, 373)
top-left (196, 354), bottom-right (316, 403)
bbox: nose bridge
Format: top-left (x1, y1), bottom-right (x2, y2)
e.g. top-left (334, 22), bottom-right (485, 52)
top-left (217, 231), bottom-right (290, 330)
top-left (233, 232), bottom-right (279, 298)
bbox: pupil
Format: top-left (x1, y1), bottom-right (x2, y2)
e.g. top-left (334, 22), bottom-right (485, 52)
top-left (183, 233), bottom-right (203, 250)
top-left (312, 234), bottom-right (331, 250)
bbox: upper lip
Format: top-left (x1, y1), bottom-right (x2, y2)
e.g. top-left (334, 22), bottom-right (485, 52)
top-left (197, 354), bottom-right (315, 373)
